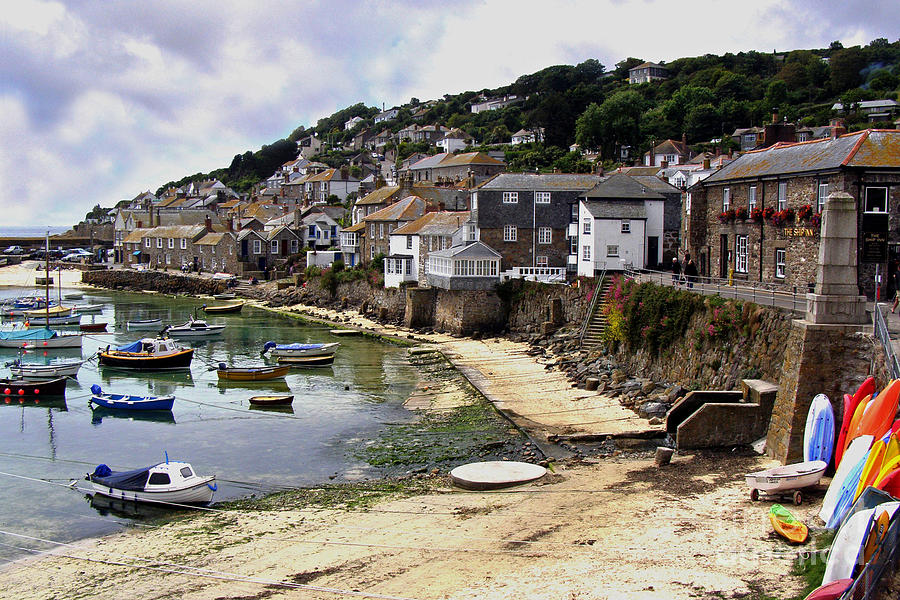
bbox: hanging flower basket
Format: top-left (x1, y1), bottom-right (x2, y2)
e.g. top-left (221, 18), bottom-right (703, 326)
top-left (718, 209), bottom-right (736, 223)
top-left (769, 208), bottom-right (795, 226)
top-left (749, 207), bottom-right (764, 222)
top-left (735, 207), bottom-right (748, 220)
top-left (797, 204), bottom-right (814, 222)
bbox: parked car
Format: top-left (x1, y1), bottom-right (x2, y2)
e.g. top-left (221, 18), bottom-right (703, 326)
top-left (3, 245), bottom-right (25, 255)
top-left (61, 249), bottom-right (93, 262)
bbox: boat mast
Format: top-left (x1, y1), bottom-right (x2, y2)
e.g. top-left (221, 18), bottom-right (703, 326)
top-left (44, 230), bottom-right (50, 325)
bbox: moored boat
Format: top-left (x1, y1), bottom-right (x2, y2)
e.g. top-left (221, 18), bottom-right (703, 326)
top-left (89, 384), bottom-right (175, 411)
top-left (98, 336), bottom-right (194, 370)
top-left (72, 303), bottom-right (104, 313)
top-left (276, 353), bottom-right (335, 367)
top-left (8, 359), bottom-right (83, 379)
top-left (166, 317), bottom-right (225, 338)
top-left (248, 394), bottom-right (294, 406)
top-left (22, 314), bottom-right (82, 326)
top-left (126, 318), bottom-right (163, 330)
top-left (216, 363), bottom-right (289, 381)
top-left (0, 377), bottom-right (67, 396)
top-left (261, 341), bottom-right (339, 357)
top-left (22, 304), bottom-right (72, 318)
top-left (0, 326), bottom-right (82, 349)
top-left (201, 301), bottom-right (244, 314)
top-left (79, 322), bottom-right (108, 332)
top-left (86, 460), bottom-right (216, 505)
top-left (63, 292), bottom-right (83, 300)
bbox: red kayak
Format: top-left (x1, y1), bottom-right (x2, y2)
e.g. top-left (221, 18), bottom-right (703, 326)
top-left (836, 377), bottom-right (876, 467)
top-left (803, 578), bottom-right (852, 600)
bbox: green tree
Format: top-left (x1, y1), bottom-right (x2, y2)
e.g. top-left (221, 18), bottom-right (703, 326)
top-left (829, 47), bottom-right (866, 93)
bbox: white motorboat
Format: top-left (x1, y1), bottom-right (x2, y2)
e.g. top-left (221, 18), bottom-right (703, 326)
top-left (8, 358), bottom-right (84, 379)
top-left (261, 341), bottom-right (340, 357)
top-left (166, 317), bottom-right (225, 338)
top-left (87, 460), bottom-right (216, 505)
top-left (22, 314), bottom-right (82, 326)
top-left (73, 303), bottom-right (104, 313)
top-left (0, 325), bottom-right (82, 349)
top-left (63, 292), bottom-right (84, 300)
top-left (127, 318), bottom-right (163, 331)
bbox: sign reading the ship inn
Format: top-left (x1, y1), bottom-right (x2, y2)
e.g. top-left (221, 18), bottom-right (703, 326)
top-left (862, 213), bottom-right (889, 263)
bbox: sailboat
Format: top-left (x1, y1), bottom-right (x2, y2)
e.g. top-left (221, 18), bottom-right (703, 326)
top-left (0, 233), bottom-right (82, 349)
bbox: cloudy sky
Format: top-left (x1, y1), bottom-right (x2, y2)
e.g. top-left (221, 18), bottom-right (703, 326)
top-left (1, 0), bottom-right (897, 227)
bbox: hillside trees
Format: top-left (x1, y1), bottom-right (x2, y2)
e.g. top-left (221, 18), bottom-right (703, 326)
top-left (575, 89), bottom-right (643, 159)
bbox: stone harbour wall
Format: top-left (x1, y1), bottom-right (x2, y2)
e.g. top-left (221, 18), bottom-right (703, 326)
top-left (82, 269), bottom-right (227, 296)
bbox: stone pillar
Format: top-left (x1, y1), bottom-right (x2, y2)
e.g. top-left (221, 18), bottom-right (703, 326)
top-left (404, 287), bottom-right (435, 329)
top-left (768, 191), bottom-right (873, 463)
top-left (805, 191), bottom-right (868, 324)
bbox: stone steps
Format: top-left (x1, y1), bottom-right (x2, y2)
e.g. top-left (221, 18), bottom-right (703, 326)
top-left (580, 276), bottom-right (614, 349)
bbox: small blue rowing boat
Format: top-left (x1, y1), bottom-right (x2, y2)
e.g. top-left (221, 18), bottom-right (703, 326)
top-left (89, 384), bottom-right (175, 411)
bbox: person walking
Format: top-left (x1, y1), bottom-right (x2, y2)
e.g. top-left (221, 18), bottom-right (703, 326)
top-left (671, 256), bottom-right (681, 286)
top-left (684, 256), bottom-right (698, 289)
top-left (891, 262), bottom-right (900, 313)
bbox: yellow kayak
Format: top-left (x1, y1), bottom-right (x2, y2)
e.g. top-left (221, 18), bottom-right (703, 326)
top-left (769, 504), bottom-right (808, 544)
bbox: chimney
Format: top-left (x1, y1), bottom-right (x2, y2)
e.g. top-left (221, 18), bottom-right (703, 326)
top-left (137, 220), bottom-right (143, 228)
top-left (340, 165), bottom-right (349, 179)
top-left (647, 141), bottom-right (654, 166)
top-left (832, 124), bottom-right (847, 139)
top-left (772, 108), bottom-right (779, 124)
top-left (438, 201), bottom-right (445, 212)
top-left (703, 158), bottom-right (711, 170)
top-left (681, 132), bottom-right (687, 145)
top-left (205, 215), bottom-right (213, 232)
top-left (595, 163), bottom-right (604, 176)
top-left (226, 218), bottom-right (233, 232)
top-left (661, 160), bottom-right (669, 169)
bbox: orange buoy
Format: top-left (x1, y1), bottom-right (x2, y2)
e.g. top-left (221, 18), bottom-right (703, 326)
top-left (18, 389), bottom-right (24, 395)
top-left (34, 388), bottom-right (39, 395)
top-left (3, 388), bottom-right (9, 395)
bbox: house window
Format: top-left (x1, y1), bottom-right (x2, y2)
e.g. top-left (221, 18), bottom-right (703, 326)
top-left (168, 238), bottom-right (174, 249)
top-left (582, 245), bottom-right (591, 260)
top-left (865, 187), bottom-right (888, 213)
top-left (570, 236), bottom-right (578, 254)
top-left (156, 238), bottom-right (162, 248)
top-left (253, 239), bottom-right (262, 254)
top-left (748, 186), bottom-right (757, 211)
top-left (291, 239), bottom-right (298, 253)
top-left (370, 224), bottom-right (375, 238)
top-left (466, 225), bottom-right (476, 242)
top-left (502, 191), bottom-right (518, 204)
top-left (165, 254), bottom-right (171, 265)
top-left (570, 203), bottom-right (578, 222)
top-left (723, 187), bottom-right (731, 212)
top-left (503, 225), bottom-right (517, 242)
top-left (775, 248), bottom-right (786, 279)
top-left (379, 223), bottom-right (384, 239)
top-left (536, 255), bottom-right (548, 266)
top-left (309, 225), bottom-right (316, 239)
top-left (777, 182), bottom-right (787, 211)
top-left (735, 235), bottom-right (748, 273)
top-left (606, 245), bottom-right (619, 257)
top-left (666, 154), bottom-right (677, 164)
top-left (145, 238), bottom-right (151, 248)
top-left (370, 245), bottom-right (375, 260)
top-left (535, 191), bottom-right (551, 204)
top-left (818, 183), bottom-right (830, 212)
top-left (405, 259), bottom-right (411, 276)
top-left (406, 235), bottom-right (413, 249)
top-left (582, 218), bottom-right (592, 235)
top-left (538, 227), bottom-right (552, 244)
top-left (621, 220), bottom-right (631, 234)
top-left (180, 238), bottom-right (186, 250)
top-left (271, 240), bottom-right (279, 254)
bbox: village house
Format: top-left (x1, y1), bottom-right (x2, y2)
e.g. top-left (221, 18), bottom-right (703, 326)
top-left (194, 231), bottom-right (238, 273)
top-left (472, 173), bottom-right (602, 281)
top-left (236, 226), bottom-right (300, 275)
top-left (469, 94), bottom-right (523, 114)
top-left (344, 115), bottom-right (364, 130)
top-left (358, 195), bottom-right (426, 262)
top-left (644, 137), bottom-right (694, 167)
top-left (297, 134), bottom-right (324, 159)
top-left (351, 178), bottom-right (470, 225)
top-left (136, 223), bottom-right (209, 270)
top-left (832, 99), bottom-right (899, 122)
top-left (339, 221), bottom-right (364, 267)
top-left (628, 61), bottom-right (669, 84)
top-left (425, 239), bottom-right (502, 290)
top-left (374, 107), bottom-right (400, 124)
top-left (404, 152), bottom-right (504, 184)
top-left (302, 168), bottom-right (360, 205)
top-left (685, 129), bottom-right (900, 297)
top-left (296, 205), bottom-right (345, 250)
top-left (510, 128), bottom-right (544, 145)
top-left (576, 174), bottom-right (667, 276)
top-left (384, 211), bottom-right (470, 288)
top-left (122, 228), bottom-right (151, 267)
top-left (437, 128), bottom-right (473, 153)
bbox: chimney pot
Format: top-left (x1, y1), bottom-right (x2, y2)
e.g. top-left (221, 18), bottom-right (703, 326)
top-left (703, 158), bottom-right (711, 170)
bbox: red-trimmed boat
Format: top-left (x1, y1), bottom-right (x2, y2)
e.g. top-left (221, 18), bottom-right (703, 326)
top-left (98, 336), bottom-right (193, 371)
top-left (0, 377), bottom-right (67, 396)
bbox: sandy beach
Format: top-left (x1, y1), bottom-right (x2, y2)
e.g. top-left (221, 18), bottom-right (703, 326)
top-left (0, 263), bottom-right (811, 599)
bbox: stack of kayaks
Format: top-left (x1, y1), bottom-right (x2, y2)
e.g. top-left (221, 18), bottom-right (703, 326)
top-left (804, 394), bottom-right (835, 464)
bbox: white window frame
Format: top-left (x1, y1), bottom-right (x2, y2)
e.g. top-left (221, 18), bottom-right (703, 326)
top-left (621, 220), bottom-right (631, 234)
top-left (502, 191), bottom-right (518, 204)
top-left (735, 235), bottom-right (748, 273)
top-left (685, 192), bottom-right (691, 216)
top-left (582, 218), bottom-right (591, 235)
top-left (865, 186), bottom-right (887, 213)
top-left (180, 238), bottom-right (187, 250)
top-left (370, 223), bottom-right (375, 238)
top-left (291, 239), bottom-right (299, 253)
top-left (167, 238), bottom-right (173, 249)
top-left (535, 191), bottom-right (550, 204)
top-left (253, 239), bottom-right (262, 254)
top-left (777, 182), bottom-right (787, 211)
top-left (582, 245), bottom-right (591, 260)
top-left (748, 185), bottom-right (757, 212)
top-left (379, 223), bottom-right (384, 239)
top-left (775, 248), bottom-right (786, 279)
top-left (271, 240), bottom-right (279, 254)
top-left (536, 255), bottom-right (549, 266)
top-left (503, 225), bottom-right (517, 242)
top-left (570, 236), bottom-right (578, 254)
top-left (156, 238), bottom-right (162, 249)
top-left (145, 238), bottom-right (151, 248)
top-left (538, 227), bottom-right (552, 244)
top-left (606, 245), bottom-right (619, 257)
top-left (406, 235), bottom-right (413, 249)
top-left (818, 182), bottom-right (830, 213)
top-left (723, 187), bottom-right (731, 212)
top-left (165, 253), bottom-right (171, 265)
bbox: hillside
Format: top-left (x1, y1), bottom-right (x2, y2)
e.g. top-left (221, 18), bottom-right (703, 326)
top-left (157, 39), bottom-right (900, 195)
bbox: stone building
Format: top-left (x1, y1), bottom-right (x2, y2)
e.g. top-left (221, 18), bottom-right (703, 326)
top-left (473, 173), bottom-right (602, 277)
top-left (385, 211), bottom-right (470, 288)
top-left (194, 231), bottom-right (238, 273)
top-left (685, 129), bottom-right (900, 297)
top-left (138, 224), bottom-right (208, 270)
top-left (405, 152), bottom-right (504, 184)
top-left (359, 196), bottom-right (426, 262)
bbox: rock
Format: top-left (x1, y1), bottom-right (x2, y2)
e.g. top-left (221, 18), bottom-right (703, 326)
top-left (611, 369), bottom-right (627, 385)
top-left (640, 380), bottom-right (656, 395)
top-left (655, 447), bottom-right (674, 466)
top-left (585, 378), bottom-right (599, 391)
top-left (648, 416), bottom-right (663, 425)
top-left (639, 401), bottom-right (668, 419)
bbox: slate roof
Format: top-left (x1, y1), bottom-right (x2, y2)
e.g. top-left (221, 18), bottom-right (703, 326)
top-left (343, 222), bottom-right (365, 233)
top-left (629, 175), bottom-right (682, 195)
top-left (479, 173), bottom-right (601, 191)
top-left (356, 185), bottom-right (400, 206)
top-left (408, 152), bottom-right (504, 170)
top-left (429, 241), bottom-right (501, 259)
top-left (362, 196), bottom-right (425, 222)
top-left (702, 130), bottom-right (900, 184)
top-left (143, 225), bottom-right (206, 239)
top-left (123, 228), bottom-right (151, 243)
top-left (583, 200), bottom-right (648, 220)
top-left (392, 211), bottom-right (470, 236)
top-left (582, 173), bottom-right (666, 200)
top-left (195, 232), bottom-right (232, 246)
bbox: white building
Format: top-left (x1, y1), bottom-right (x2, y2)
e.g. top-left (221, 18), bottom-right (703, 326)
top-left (576, 174), bottom-right (665, 276)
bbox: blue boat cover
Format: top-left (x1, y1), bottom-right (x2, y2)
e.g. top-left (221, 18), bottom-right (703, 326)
top-left (263, 341), bottom-right (325, 352)
top-left (91, 384), bottom-right (102, 395)
top-left (0, 328), bottom-right (55, 341)
top-left (90, 465), bottom-right (152, 491)
top-left (116, 340), bottom-right (143, 352)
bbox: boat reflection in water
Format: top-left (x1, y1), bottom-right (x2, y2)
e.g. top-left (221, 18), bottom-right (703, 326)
top-left (90, 406), bottom-right (176, 425)
top-left (85, 493), bottom-right (182, 520)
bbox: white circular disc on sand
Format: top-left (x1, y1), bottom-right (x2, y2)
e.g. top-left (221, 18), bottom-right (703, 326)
top-left (450, 461), bottom-right (546, 490)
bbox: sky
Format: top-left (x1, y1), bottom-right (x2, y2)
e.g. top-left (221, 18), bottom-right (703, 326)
top-left (1, 0), bottom-right (898, 227)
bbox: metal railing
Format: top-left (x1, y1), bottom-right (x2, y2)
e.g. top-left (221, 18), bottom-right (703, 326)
top-left (623, 266), bottom-right (808, 314)
top-left (873, 304), bottom-right (900, 380)
top-left (579, 269), bottom-right (606, 347)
